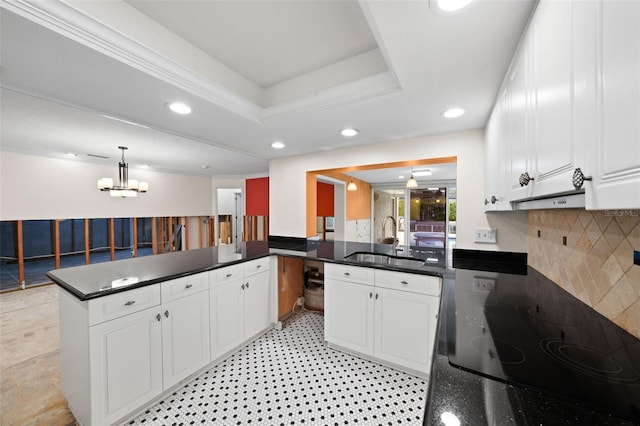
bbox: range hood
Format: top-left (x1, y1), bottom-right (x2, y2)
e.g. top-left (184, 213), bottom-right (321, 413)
top-left (513, 191), bottom-right (585, 210)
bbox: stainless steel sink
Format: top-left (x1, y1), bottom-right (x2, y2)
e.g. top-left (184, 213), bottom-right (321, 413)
top-left (344, 252), bottom-right (425, 268)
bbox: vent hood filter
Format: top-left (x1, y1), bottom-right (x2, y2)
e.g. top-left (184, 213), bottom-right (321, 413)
top-left (513, 192), bottom-right (586, 210)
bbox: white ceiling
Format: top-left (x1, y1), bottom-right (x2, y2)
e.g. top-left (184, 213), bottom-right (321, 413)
top-left (0, 0), bottom-right (535, 183)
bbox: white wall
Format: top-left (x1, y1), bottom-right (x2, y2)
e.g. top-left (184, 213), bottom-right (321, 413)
top-left (269, 129), bottom-right (528, 252)
top-left (1, 151), bottom-right (213, 220)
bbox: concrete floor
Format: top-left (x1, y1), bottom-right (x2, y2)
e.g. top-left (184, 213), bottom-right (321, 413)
top-left (0, 284), bottom-right (75, 426)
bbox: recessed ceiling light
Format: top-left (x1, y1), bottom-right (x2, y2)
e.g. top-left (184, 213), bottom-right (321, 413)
top-left (431, 0), bottom-right (474, 13)
top-left (340, 128), bottom-right (359, 137)
top-left (167, 102), bottom-right (192, 115)
top-left (398, 175), bottom-right (405, 179)
top-left (442, 107), bottom-right (466, 118)
top-left (271, 141), bottom-right (285, 149)
top-left (66, 152), bottom-right (78, 157)
top-left (201, 165), bottom-right (211, 170)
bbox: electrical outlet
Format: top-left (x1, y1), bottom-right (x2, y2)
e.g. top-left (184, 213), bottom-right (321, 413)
top-left (297, 296), bottom-right (305, 306)
top-left (473, 277), bottom-right (495, 292)
top-left (474, 227), bottom-right (497, 243)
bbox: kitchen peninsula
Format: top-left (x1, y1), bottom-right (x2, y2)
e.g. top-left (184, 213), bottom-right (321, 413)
top-left (47, 240), bottom-right (444, 426)
top-left (48, 242), bottom-right (640, 425)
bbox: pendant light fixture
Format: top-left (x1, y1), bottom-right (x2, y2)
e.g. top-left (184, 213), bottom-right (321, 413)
top-left (347, 180), bottom-right (358, 191)
top-left (98, 146), bottom-right (149, 198)
top-left (406, 173), bottom-right (418, 188)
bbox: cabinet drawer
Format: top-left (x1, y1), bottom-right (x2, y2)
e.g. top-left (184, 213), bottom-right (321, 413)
top-left (375, 270), bottom-right (441, 297)
top-left (325, 263), bottom-right (374, 285)
top-left (161, 272), bottom-right (209, 303)
top-left (211, 264), bottom-right (244, 286)
top-left (243, 257), bottom-right (271, 277)
top-left (88, 284), bottom-right (161, 326)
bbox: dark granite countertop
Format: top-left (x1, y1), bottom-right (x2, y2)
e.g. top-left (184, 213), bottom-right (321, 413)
top-left (424, 263), bottom-right (640, 426)
top-left (47, 239), bottom-right (445, 300)
top-left (49, 241), bottom-right (639, 424)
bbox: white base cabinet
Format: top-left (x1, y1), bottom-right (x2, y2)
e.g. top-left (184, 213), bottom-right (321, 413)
top-left (60, 271), bottom-right (212, 426)
top-left (210, 257), bottom-right (272, 362)
top-left (324, 264), bottom-right (441, 375)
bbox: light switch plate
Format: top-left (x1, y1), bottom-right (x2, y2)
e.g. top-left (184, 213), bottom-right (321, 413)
top-left (474, 227), bottom-right (497, 243)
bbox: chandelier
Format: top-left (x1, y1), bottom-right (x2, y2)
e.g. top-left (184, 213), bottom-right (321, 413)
top-left (97, 146), bottom-right (149, 198)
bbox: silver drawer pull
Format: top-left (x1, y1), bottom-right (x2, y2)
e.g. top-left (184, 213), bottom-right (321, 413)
top-left (226, 273), bottom-right (233, 278)
top-left (246, 282), bottom-right (250, 289)
top-left (185, 284), bottom-right (193, 289)
top-left (156, 313), bottom-right (161, 322)
top-left (164, 310), bottom-right (169, 318)
top-left (344, 272), bottom-right (351, 276)
top-left (400, 280), bottom-right (408, 285)
top-left (124, 300), bottom-right (136, 306)
top-left (256, 264), bottom-right (262, 269)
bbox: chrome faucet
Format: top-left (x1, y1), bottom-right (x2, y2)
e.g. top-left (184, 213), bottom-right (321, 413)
top-left (382, 215), bottom-right (398, 249)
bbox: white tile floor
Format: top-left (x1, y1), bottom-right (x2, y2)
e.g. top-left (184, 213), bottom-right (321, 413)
top-left (126, 311), bottom-right (428, 425)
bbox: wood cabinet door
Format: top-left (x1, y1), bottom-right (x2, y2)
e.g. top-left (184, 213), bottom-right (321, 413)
top-left (244, 271), bottom-right (271, 339)
top-left (89, 307), bottom-right (163, 425)
top-left (210, 279), bottom-right (245, 361)
top-left (373, 288), bottom-right (439, 374)
top-left (161, 291), bottom-right (211, 390)
top-left (325, 279), bottom-right (374, 356)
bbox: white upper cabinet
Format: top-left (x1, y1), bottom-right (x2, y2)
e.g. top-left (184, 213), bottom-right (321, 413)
top-left (487, 0), bottom-right (640, 209)
top-left (529, 0), bottom-right (580, 198)
top-left (586, 0), bottom-right (640, 209)
top-left (484, 88), bottom-right (512, 211)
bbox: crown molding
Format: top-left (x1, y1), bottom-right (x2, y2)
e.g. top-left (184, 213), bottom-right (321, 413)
top-left (2, 0), bottom-right (264, 123)
top-left (2, 0), bottom-right (403, 125)
top-left (262, 72), bottom-right (400, 123)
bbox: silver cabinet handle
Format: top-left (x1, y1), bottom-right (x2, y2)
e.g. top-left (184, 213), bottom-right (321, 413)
top-left (241, 284), bottom-right (245, 290)
top-left (226, 273), bottom-right (233, 278)
top-left (491, 195), bottom-right (498, 204)
top-left (572, 168), bottom-right (592, 190)
top-left (124, 300), bottom-right (136, 306)
top-left (400, 280), bottom-right (408, 285)
top-left (369, 292), bottom-right (373, 298)
top-left (375, 293), bottom-right (379, 300)
top-left (519, 172), bottom-right (534, 187)
top-left (484, 198), bottom-right (489, 205)
top-left (344, 272), bottom-right (351, 276)
top-left (156, 313), bottom-right (161, 322)
top-left (185, 284), bottom-right (193, 289)
top-left (256, 264), bottom-right (262, 269)
top-left (164, 310), bottom-right (169, 318)
top-left (246, 282), bottom-right (250, 289)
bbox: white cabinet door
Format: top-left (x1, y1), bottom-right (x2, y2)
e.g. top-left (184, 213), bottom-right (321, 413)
top-left (374, 288), bottom-right (439, 374)
top-left (587, 0), bottom-right (640, 209)
top-left (89, 307), bottom-right (163, 425)
top-left (485, 89), bottom-right (512, 211)
top-left (508, 38), bottom-right (535, 201)
top-left (161, 291), bottom-right (211, 390)
top-left (244, 271), bottom-right (271, 339)
top-left (324, 279), bottom-right (375, 356)
top-left (210, 279), bottom-right (245, 361)
top-left (529, 0), bottom-right (578, 198)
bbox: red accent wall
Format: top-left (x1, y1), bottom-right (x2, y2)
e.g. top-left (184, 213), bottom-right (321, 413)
top-left (246, 177), bottom-right (269, 216)
top-left (317, 182), bottom-right (334, 217)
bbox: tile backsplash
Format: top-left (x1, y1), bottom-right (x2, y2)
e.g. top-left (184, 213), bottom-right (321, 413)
top-left (528, 210), bottom-right (640, 339)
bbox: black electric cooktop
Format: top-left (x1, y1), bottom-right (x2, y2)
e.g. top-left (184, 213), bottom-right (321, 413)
top-left (447, 267), bottom-right (640, 423)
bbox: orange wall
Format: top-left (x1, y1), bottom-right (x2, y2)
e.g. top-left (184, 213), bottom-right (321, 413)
top-left (246, 177), bottom-right (269, 216)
